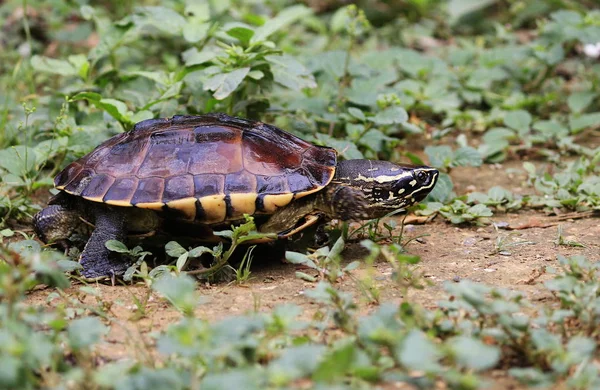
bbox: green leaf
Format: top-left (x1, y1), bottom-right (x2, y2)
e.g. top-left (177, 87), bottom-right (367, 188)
top-left (426, 173), bottom-right (453, 204)
top-left (98, 98), bottom-right (131, 123)
top-left (130, 110), bottom-right (154, 123)
top-left (68, 54), bottom-right (90, 79)
top-left (252, 5), bottom-right (312, 43)
top-left (448, 336), bottom-right (500, 371)
top-left (152, 274), bottom-right (199, 315)
top-left (566, 336), bottom-right (596, 362)
top-left (188, 246), bottom-right (213, 258)
top-left (269, 345), bottom-right (326, 385)
top-left (71, 91), bottom-right (102, 102)
top-left (247, 70), bottom-right (264, 80)
top-left (504, 110), bottom-right (532, 132)
top-left (175, 253), bottom-right (189, 271)
top-left (467, 204), bottom-right (493, 217)
top-left (509, 368), bottom-right (553, 387)
top-left (183, 21), bottom-right (210, 43)
top-left (165, 241), bottom-right (187, 258)
top-left (182, 47), bottom-right (218, 66)
top-left (330, 6), bottom-right (352, 33)
top-left (425, 145), bottom-right (453, 168)
top-left (569, 112), bottom-right (600, 133)
top-left (315, 134), bottom-right (364, 159)
top-left (397, 330), bottom-right (441, 372)
top-left (105, 240), bottom-right (129, 253)
top-left (286, 251), bottom-right (317, 270)
top-left (133, 6), bottom-right (186, 36)
top-left (0, 146), bottom-right (44, 176)
top-left (447, 0), bottom-right (497, 21)
top-left (348, 107), bottom-right (365, 121)
top-left (0, 228), bottom-right (14, 237)
top-left (71, 93), bottom-right (132, 125)
top-left (80, 5), bottom-right (95, 20)
top-left (328, 236), bottom-right (345, 260)
top-left (312, 341), bottom-right (356, 381)
top-left (343, 261), bottom-right (360, 272)
top-left (67, 317), bottom-right (108, 351)
top-left (185, 2), bottom-right (210, 22)
top-left (127, 70), bottom-right (170, 85)
top-left (31, 55), bottom-right (78, 76)
top-left (226, 26), bottom-right (255, 46)
top-left (9, 240), bottom-right (41, 255)
top-left (532, 120), bottom-right (568, 137)
top-left (370, 106), bottom-right (409, 125)
top-left (310, 51), bottom-right (347, 79)
top-left (359, 129), bottom-right (395, 153)
top-left (202, 370), bottom-right (262, 390)
top-left (204, 67), bottom-right (250, 100)
top-left (453, 147), bottom-right (483, 167)
top-left (567, 92), bottom-right (596, 114)
top-left (266, 55), bottom-right (317, 91)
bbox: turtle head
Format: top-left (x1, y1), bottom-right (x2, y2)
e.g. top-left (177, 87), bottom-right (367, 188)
top-left (332, 160), bottom-right (439, 220)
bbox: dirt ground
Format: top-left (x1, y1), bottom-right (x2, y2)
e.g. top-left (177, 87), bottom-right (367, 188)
top-left (25, 160), bottom-right (600, 388)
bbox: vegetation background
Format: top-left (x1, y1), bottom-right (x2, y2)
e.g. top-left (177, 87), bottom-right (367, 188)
top-left (0, 0), bottom-right (599, 388)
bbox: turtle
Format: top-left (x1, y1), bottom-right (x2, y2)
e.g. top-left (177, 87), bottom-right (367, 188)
top-left (33, 113), bottom-right (439, 278)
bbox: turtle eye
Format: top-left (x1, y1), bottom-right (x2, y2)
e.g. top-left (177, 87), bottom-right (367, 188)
top-left (416, 170), bottom-right (428, 183)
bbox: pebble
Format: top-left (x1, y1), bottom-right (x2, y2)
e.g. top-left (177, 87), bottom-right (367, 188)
top-left (452, 276), bottom-right (461, 283)
top-left (463, 237), bottom-right (478, 246)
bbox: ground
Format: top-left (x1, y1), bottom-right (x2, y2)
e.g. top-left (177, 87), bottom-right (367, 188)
top-left (24, 160), bottom-right (599, 389)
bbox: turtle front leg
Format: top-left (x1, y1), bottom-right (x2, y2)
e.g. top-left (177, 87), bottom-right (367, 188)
top-left (80, 206), bottom-right (129, 279)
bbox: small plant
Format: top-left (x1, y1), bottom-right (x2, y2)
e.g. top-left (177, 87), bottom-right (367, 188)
top-left (554, 225), bottom-right (586, 248)
top-left (161, 216), bottom-right (275, 282)
top-left (286, 236), bottom-right (357, 283)
top-left (233, 245), bottom-right (255, 283)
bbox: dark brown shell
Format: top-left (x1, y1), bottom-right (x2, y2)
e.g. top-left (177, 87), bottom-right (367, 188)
top-left (54, 114), bottom-right (337, 223)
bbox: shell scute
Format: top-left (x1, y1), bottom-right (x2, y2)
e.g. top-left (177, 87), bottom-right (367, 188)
top-left (103, 177), bottom-right (137, 204)
top-left (163, 175), bottom-right (194, 203)
top-left (55, 162), bottom-right (83, 189)
top-left (286, 171), bottom-right (314, 194)
top-left (80, 173), bottom-right (115, 200)
top-left (256, 175), bottom-right (290, 194)
top-left (131, 177), bottom-right (164, 204)
top-left (224, 170), bottom-right (257, 194)
top-left (63, 168), bottom-right (94, 195)
top-left (193, 174), bottom-right (225, 198)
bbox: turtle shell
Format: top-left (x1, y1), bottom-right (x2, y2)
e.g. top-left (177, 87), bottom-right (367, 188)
top-left (54, 114), bottom-right (337, 224)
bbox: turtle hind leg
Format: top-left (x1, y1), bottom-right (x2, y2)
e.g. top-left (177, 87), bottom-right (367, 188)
top-left (80, 205), bottom-right (129, 279)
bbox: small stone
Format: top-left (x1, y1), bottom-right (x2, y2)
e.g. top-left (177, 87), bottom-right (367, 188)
top-left (499, 251), bottom-right (511, 256)
top-left (452, 276), bottom-right (461, 283)
top-left (463, 237), bottom-right (478, 246)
